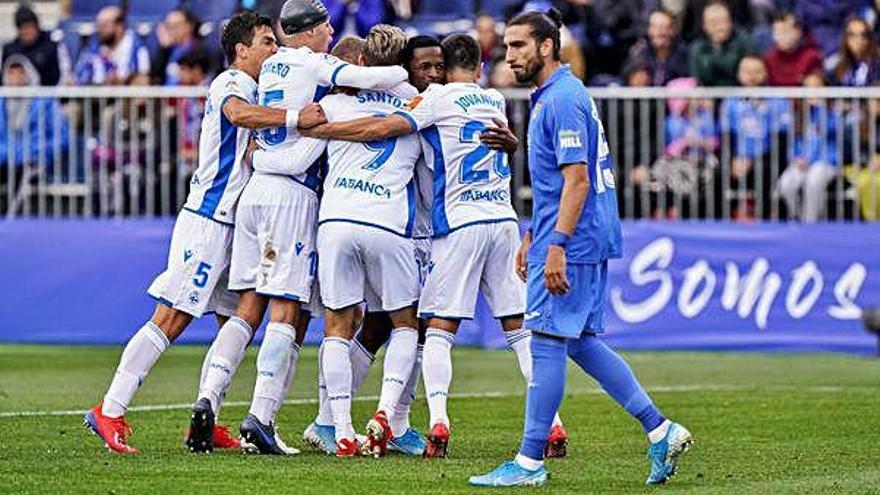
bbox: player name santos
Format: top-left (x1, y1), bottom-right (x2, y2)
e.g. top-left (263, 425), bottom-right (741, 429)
top-left (333, 176), bottom-right (393, 199)
top-left (355, 90), bottom-right (407, 109)
top-left (459, 187), bottom-right (509, 202)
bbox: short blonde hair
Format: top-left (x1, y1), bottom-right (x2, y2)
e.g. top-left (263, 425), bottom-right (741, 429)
top-left (332, 35), bottom-right (365, 64)
top-left (363, 24), bottom-right (407, 67)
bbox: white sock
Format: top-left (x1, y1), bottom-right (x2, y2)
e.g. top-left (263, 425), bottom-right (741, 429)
top-left (350, 337), bottom-right (375, 395)
top-left (648, 419), bottom-right (672, 444)
top-left (248, 322), bottom-right (295, 425)
top-left (316, 336), bottom-right (374, 427)
top-left (102, 322), bottom-right (170, 418)
top-left (315, 341), bottom-right (333, 426)
top-left (507, 329), bottom-right (563, 428)
top-left (515, 453), bottom-right (544, 471)
top-left (198, 317), bottom-right (252, 416)
top-left (272, 342), bottom-right (301, 423)
top-left (378, 327), bottom-right (418, 414)
top-left (322, 337), bottom-right (355, 442)
top-left (390, 343), bottom-right (422, 437)
top-left (423, 329), bottom-right (454, 428)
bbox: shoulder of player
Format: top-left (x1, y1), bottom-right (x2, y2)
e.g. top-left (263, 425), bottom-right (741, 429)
top-left (543, 81), bottom-right (589, 111)
top-left (210, 70), bottom-right (256, 98)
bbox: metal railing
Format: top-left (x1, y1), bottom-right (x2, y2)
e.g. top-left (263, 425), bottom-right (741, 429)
top-left (2, 85), bottom-right (880, 222)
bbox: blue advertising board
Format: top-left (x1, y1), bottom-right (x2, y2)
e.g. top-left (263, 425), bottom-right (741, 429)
top-left (1, 220), bottom-right (877, 354)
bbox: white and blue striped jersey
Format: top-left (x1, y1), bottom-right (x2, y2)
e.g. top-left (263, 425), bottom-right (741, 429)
top-left (253, 46), bottom-right (350, 189)
top-left (401, 82), bottom-right (517, 237)
top-left (319, 83), bottom-right (422, 237)
top-left (183, 69), bottom-right (258, 225)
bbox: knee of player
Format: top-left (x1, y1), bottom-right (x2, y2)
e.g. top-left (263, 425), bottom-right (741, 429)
top-left (149, 304), bottom-right (192, 341)
top-left (426, 317), bottom-right (460, 333)
top-left (499, 315), bottom-right (525, 333)
top-left (267, 299), bottom-right (301, 325)
top-left (389, 306), bottom-right (419, 330)
top-left (358, 311), bottom-right (393, 353)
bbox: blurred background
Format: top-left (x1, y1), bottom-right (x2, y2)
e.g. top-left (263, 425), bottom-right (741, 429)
top-left (0, 0), bottom-right (878, 356)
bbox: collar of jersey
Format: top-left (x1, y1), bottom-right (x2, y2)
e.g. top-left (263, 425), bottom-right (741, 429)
top-left (530, 65), bottom-right (573, 106)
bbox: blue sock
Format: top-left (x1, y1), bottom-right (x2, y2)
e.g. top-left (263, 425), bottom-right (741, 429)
top-left (518, 332), bottom-right (567, 461)
top-left (567, 333), bottom-right (665, 433)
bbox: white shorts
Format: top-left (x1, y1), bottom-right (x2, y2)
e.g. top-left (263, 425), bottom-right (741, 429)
top-left (317, 222), bottom-right (419, 312)
top-left (413, 237), bottom-right (432, 289)
top-left (147, 209), bottom-right (238, 318)
top-left (418, 221), bottom-right (525, 320)
top-left (229, 175), bottom-right (318, 303)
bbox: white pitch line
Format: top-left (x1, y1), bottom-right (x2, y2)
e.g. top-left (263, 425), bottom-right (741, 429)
top-left (0, 384), bottom-right (844, 419)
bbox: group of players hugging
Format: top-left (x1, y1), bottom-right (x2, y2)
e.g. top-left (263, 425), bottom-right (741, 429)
top-left (83, 0), bottom-right (692, 487)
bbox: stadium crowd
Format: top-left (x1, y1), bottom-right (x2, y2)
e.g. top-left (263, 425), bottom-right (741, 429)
top-left (1, 0), bottom-right (880, 222)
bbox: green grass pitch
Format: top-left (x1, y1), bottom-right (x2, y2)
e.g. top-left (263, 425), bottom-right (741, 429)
top-left (1, 344), bottom-right (879, 494)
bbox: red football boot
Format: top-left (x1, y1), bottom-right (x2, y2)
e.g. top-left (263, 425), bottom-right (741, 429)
top-left (364, 410), bottom-right (392, 458)
top-left (545, 424), bottom-right (568, 458)
top-left (212, 425), bottom-right (241, 449)
top-left (336, 438), bottom-right (360, 458)
top-left (83, 403), bottom-right (139, 454)
top-left (424, 422), bottom-right (449, 459)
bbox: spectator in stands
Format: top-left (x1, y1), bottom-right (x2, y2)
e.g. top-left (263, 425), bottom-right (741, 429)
top-left (151, 9), bottom-right (208, 86)
top-left (681, 0), bottom-right (754, 42)
top-left (618, 58), bottom-right (663, 217)
top-left (74, 5), bottom-right (150, 85)
top-left (778, 71), bottom-right (840, 222)
top-left (326, 0), bottom-right (388, 44)
top-left (689, 0), bottom-right (754, 87)
top-left (176, 50), bottom-right (211, 173)
top-left (831, 17), bottom-right (880, 87)
top-left (796, 0), bottom-right (873, 57)
top-left (560, 23), bottom-right (587, 81)
top-left (178, 49), bottom-right (211, 87)
top-left (663, 78), bottom-right (720, 218)
top-left (721, 55), bottom-right (792, 219)
top-left (624, 8), bottom-right (690, 86)
top-left (476, 13), bottom-right (504, 86)
top-left (0, 55), bottom-right (69, 172)
top-left (1, 3), bottom-right (72, 86)
top-left (575, 0), bottom-right (654, 80)
top-left (488, 56), bottom-right (517, 88)
top-left (764, 11), bottom-right (822, 86)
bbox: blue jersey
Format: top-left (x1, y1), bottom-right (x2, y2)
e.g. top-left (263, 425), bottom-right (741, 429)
top-left (720, 97), bottom-right (792, 160)
top-left (526, 66), bottom-right (622, 264)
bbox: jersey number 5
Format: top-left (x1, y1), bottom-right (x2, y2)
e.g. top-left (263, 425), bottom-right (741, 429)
top-left (459, 120), bottom-right (510, 184)
top-left (260, 90), bottom-right (287, 146)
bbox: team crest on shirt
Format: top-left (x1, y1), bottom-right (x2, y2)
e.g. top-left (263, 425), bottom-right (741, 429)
top-left (531, 102), bottom-right (543, 119)
top-left (406, 96), bottom-right (423, 111)
top-left (188, 291), bottom-right (200, 305)
top-left (558, 129), bottom-right (583, 149)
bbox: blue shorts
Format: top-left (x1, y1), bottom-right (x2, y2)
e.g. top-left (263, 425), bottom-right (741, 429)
top-left (523, 260), bottom-right (608, 339)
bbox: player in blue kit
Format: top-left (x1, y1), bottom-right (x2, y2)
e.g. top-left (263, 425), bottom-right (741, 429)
top-left (469, 10), bottom-right (693, 487)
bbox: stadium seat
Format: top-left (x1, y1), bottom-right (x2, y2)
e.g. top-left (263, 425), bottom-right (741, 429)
top-left (128, 0), bottom-right (181, 19)
top-left (69, 0), bottom-right (122, 22)
top-left (417, 0), bottom-right (474, 17)
top-left (189, 0), bottom-right (239, 22)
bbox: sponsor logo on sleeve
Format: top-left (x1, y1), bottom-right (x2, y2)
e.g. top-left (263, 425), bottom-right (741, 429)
top-left (558, 129), bottom-right (583, 149)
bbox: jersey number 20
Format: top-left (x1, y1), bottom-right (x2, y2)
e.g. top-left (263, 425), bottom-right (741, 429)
top-left (458, 120), bottom-right (510, 184)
